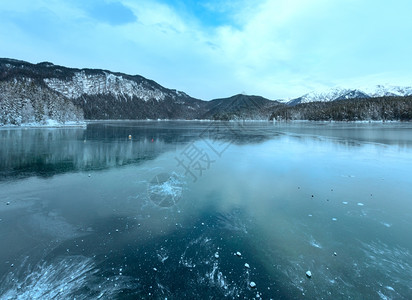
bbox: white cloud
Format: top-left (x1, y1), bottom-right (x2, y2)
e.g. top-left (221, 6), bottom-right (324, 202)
top-left (1, 0), bottom-right (412, 100)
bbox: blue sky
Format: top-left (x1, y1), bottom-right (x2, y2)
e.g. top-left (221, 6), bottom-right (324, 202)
top-left (1, 0), bottom-right (412, 100)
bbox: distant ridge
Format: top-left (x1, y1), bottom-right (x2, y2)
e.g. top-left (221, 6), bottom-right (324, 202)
top-left (270, 96), bottom-right (412, 121)
top-left (287, 86), bottom-right (412, 105)
top-left (1, 58), bottom-right (411, 125)
top-left (203, 94), bottom-right (282, 120)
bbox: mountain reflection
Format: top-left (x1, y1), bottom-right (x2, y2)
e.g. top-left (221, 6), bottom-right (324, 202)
top-left (0, 122), bottom-right (275, 180)
top-left (1, 121), bottom-right (411, 181)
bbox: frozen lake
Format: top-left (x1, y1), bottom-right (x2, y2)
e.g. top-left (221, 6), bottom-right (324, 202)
top-left (1, 121), bottom-right (412, 299)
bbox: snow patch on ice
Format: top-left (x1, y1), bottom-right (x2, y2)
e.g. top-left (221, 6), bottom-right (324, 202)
top-left (377, 290), bottom-right (390, 300)
top-left (0, 255), bottom-right (138, 299)
top-left (309, 238), bottom-right (322, 248)
top-left (205, 260), bottom-right (238, 297)
top-left (361, 240), bottom-right (412, 294)
top-left (157, 248), bottom-right (169, 263)
top-left (147, 172), bottom-right (184, 207)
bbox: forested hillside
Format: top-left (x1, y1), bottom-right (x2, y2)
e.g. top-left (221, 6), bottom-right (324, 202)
top-left (0, 79), bottom-right (84, 125)
top-left (270, 96), bottom-right (412, 121)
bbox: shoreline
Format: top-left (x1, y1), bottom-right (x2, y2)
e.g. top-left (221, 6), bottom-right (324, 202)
top-left (1, 119), bottom-right (411, 129)
top-left (0, 121), bottom-right (86, 129)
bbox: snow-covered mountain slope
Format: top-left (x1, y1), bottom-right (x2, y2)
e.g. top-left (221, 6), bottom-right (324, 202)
top-left (0, 58), bottom-right (206, 121)
top-left (44, 72), bottom-right (168, 101)
top-left (1, 58), bottom-right (191, 102)
top-left (288, 85), bottom-right (412, 105)
top-left (0, 78), bottom-right (84, 126)
top-left (363, 85), bottom-right (412, 98)
top-left (1, 58), bottom-right (411, 124)
top-left (43, 70), bottom-right (193, 102)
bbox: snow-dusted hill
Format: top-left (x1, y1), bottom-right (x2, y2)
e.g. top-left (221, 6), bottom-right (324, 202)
top-left (1, 58), bottom-right (411, 125)
top-left (1, 59), bottom-right (192, 102)
top-left (43, 71), bottom-right (193, 102)
top-left (0, 58), bottom-right (206, 122)
top-left (0, 58), bottom-right (280, 123)
top-left (44, 72), bottom-right (168, 101)
top-left (0, 78), bottom-right (84, 126)
top-left (288, 85), bottom-right (412, 105)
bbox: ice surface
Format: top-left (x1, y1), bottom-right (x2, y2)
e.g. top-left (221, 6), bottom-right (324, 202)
top-left (147, 172), bottom-right (184, 207)
top-left (309, 238), bottom-right (323, 248)
top-left (0, 256), bottom-right (138, 299)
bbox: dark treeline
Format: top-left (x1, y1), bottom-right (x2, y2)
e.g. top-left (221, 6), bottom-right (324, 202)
top-left (269, 96), bottom-right (412, 121)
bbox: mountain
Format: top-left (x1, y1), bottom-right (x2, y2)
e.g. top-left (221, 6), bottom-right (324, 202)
top-left (0, 58), bottom-right (208, 123)
top-left (202, 94), bottom-right (282, 120)
top-left (364, 85), bottom-right (412, 98)
top-left (0, 58), bottom-right (282, 124)
top-left (0, 76), bottom-right (84, 126)
top-left (288, 86), bottom-right (412, 105)
top-left (270, 96), bottom-right (412, 121)
top-left (1, 58), bottom-right (411, 125)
